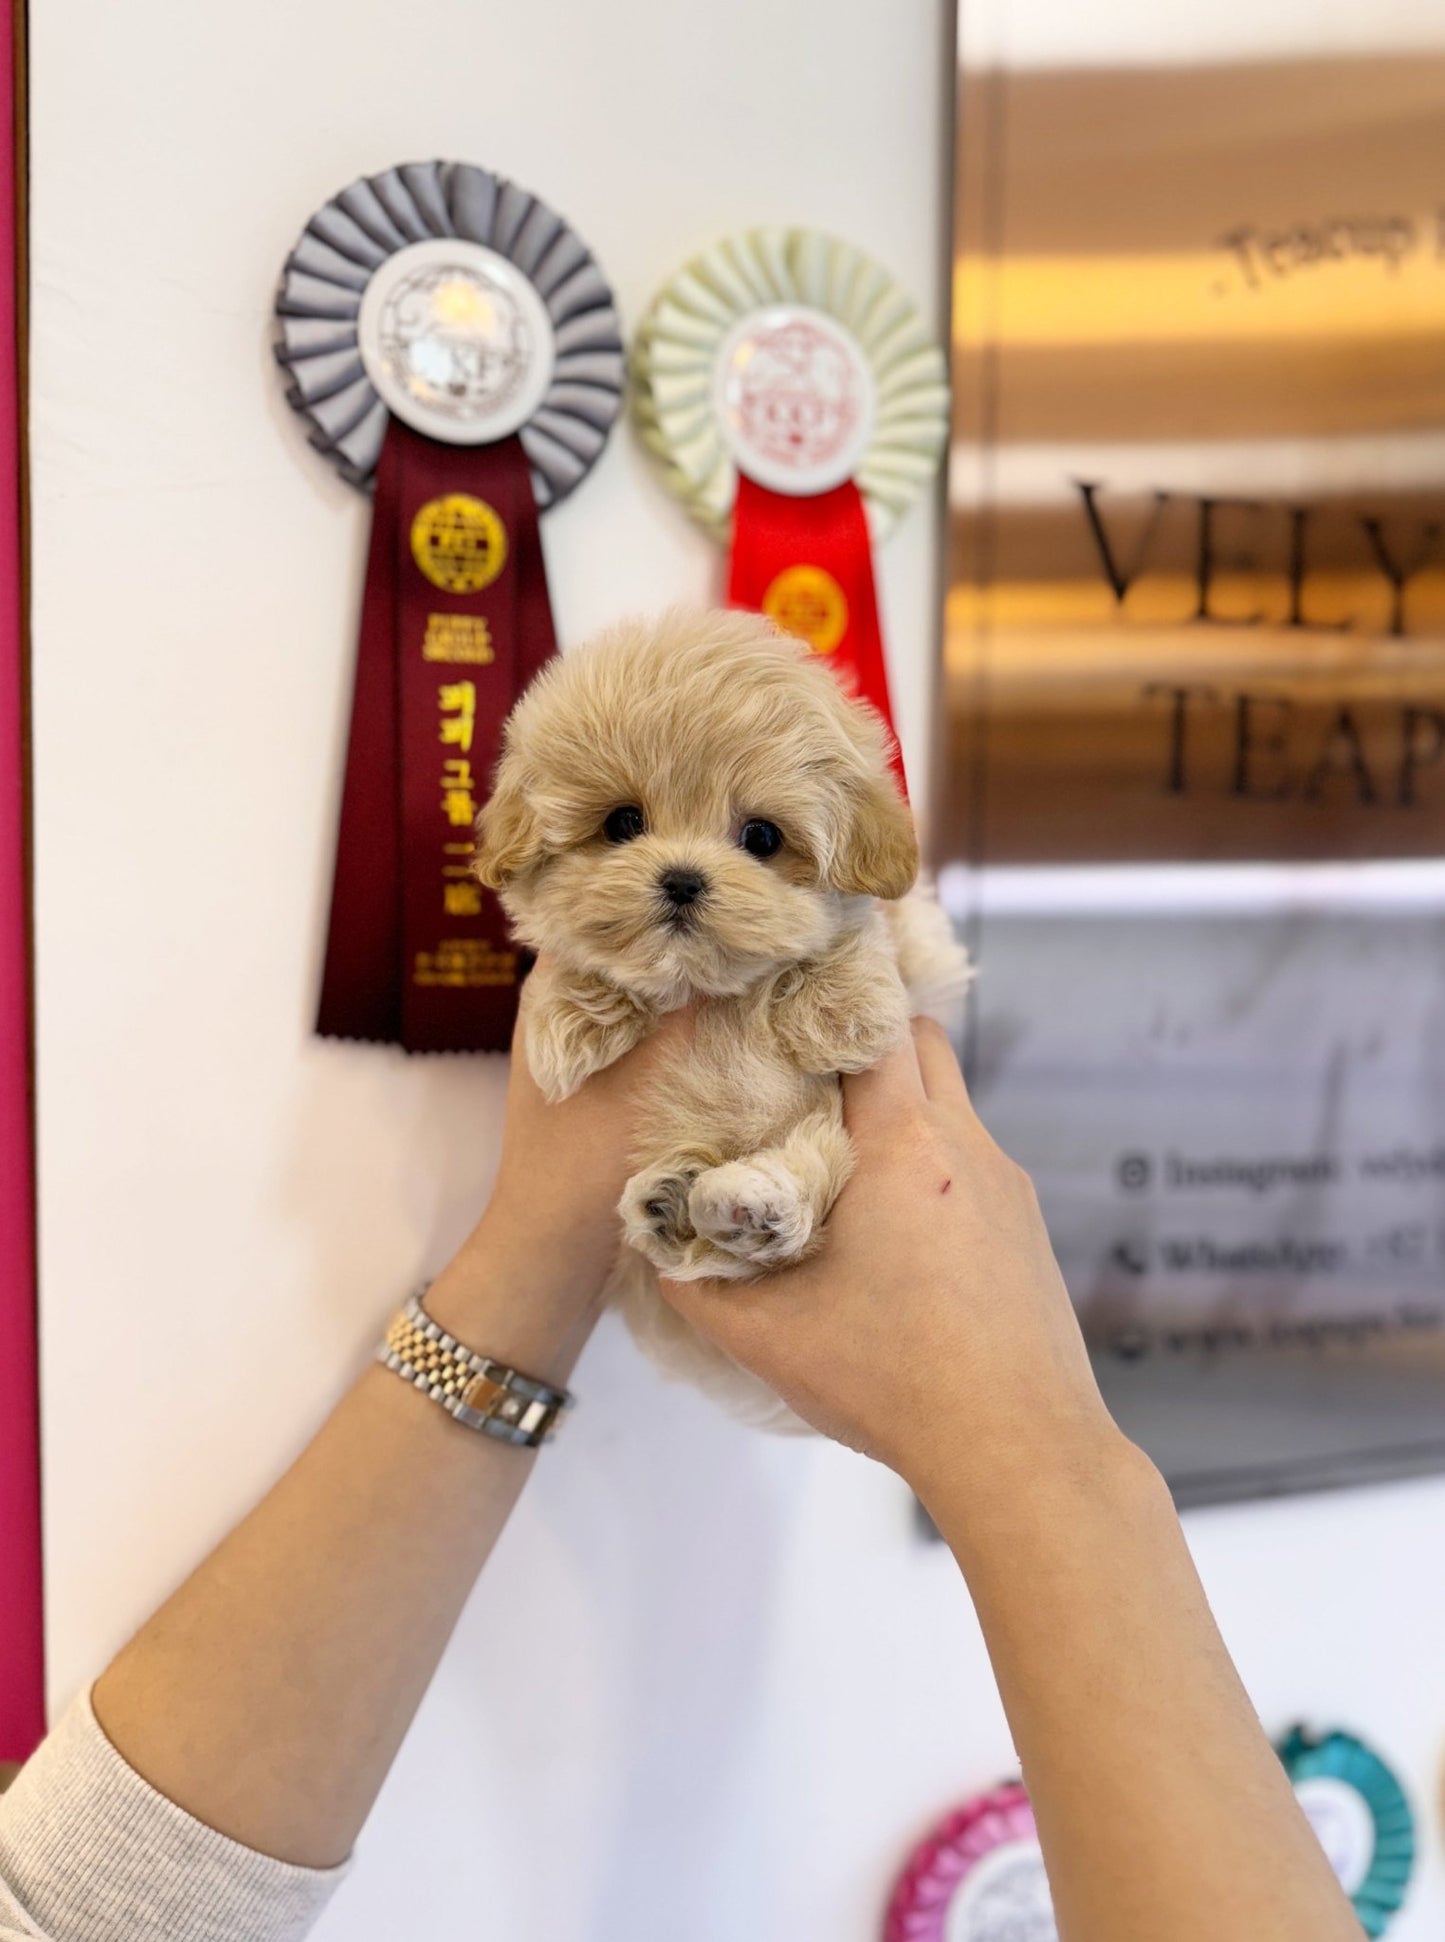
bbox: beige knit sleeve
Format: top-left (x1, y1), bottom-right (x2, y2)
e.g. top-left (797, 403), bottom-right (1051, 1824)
top-left (0, 1689), bottom-right (348, 1942)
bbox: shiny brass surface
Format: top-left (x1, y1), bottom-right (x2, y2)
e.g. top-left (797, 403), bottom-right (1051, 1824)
top-left (945, 55), bottom-right (1445, 863)
top-left (460, 1369), bottom-right (511, 1419)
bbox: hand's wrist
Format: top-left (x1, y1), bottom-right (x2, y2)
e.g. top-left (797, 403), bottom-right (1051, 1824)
top-left (423, 1205), bottom-right (612, 1388)
top-left (904, 1396), bottom-right (1145, 1558)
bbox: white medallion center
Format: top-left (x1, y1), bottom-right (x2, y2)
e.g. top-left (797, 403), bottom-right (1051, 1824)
top-left (713, 303), bottom-right (875, 496)
top-left (358, 237), bottom-right (555, 446)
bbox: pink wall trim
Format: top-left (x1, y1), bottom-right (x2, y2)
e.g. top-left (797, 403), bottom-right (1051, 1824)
top-left (0, 0), bottom-right (43, 1761)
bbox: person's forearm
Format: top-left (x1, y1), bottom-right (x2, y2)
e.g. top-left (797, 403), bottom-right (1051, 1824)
top-left (92, 1216), bottom-right (597, 1870)
top-left (920, 1424), bottom-right (1358, 1942)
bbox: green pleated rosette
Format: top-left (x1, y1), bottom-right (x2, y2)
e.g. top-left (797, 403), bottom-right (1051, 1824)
top-left (630, 226), bottom-right (948, 544)
top-left (1278, 1726), bottom-right (1414, 1936)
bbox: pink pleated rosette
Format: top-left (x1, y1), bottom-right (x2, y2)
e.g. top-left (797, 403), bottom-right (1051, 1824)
top-left (884, 1783), bottom-right (1056, 1942)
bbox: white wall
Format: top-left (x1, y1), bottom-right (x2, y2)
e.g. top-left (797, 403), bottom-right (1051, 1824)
top-left (26, 2), bottom-right (1445, 1939)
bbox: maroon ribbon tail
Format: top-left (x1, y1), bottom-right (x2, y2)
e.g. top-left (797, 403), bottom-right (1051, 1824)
top-left (316, 420), bottom-right (556, 1052)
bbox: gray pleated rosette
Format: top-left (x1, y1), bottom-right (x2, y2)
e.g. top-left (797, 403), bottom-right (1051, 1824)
top-left (274, 160), bottom-right (623, 507)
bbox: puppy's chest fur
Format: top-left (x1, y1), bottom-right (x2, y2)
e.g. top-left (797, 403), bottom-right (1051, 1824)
top-left (621, 902), bottom-right (910, 1240)
top-left (528, 887), bottom-right (970, 1431)
top-left (638, 987), bottom-right (851, 1174)
top-left (631, 889), bottom-right (966, 1172)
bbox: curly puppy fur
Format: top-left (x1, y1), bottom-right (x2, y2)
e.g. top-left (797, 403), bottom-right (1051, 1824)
top-left (475, 608), bottom-right (971, 1430)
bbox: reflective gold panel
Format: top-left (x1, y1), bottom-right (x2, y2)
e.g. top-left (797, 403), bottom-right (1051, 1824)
top-left (943, 25), bottom-right (1445, 1506)
top-left (946, 54), bottom-right (1445, 862)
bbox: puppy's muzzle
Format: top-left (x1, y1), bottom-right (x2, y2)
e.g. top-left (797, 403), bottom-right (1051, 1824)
top-left (657, 866), bottom-right (708, 927)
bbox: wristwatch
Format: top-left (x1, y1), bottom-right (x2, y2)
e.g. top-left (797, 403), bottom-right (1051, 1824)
top-left (377, 1290), bottom-right (572, 1448)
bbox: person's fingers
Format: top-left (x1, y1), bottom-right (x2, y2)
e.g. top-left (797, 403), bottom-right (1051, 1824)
top-left (840, 1029), bottom-right (926, 1132)
top-left (658, 1274), bottom-right (723, 1314)
top-left (659, 1260), bottom-right (812, 1346)
top-left (512, 953), bottom-right (552, 1057)
top-left (656, 1274), bottom-right (748, 1352)
top-left (510, 979), bottom-right (532, 1056)
top-left (911, 1016), bottom-right (974, 1111)
top-left (508, 986), bottom-right (543, 1095)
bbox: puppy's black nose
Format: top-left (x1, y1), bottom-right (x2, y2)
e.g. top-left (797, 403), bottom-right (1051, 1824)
top-left (659, 867), bottom-right (707, 908)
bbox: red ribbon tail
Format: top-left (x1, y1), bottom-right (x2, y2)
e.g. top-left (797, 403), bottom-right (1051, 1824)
top-left (727, 470), bottom-right (906, 791)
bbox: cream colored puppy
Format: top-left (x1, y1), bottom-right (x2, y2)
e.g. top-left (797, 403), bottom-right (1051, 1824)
top-left (476, 607), bottom-right (970, 1425)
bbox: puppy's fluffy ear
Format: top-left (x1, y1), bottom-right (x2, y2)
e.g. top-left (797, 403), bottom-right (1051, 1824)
top-left (474, 763), bottom-right (544, 889)
top-left (832, 769), bottom-right (919, 899)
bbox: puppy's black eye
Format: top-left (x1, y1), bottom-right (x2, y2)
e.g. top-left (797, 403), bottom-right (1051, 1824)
top-left (739, 819), bottom-right (783, 859)
top-left (603, 805), bottom-right (646, 844)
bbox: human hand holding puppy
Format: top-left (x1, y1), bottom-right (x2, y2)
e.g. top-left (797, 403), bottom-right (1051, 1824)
top-left (473, 608), bottom-right (971, 1425)
top-left (658, 1024), bottom-right (1359, 1942)
top-left (450, 608), bottom-right (1352, 1942)
top-left (658, 1017), bottom-right (1116, 1509)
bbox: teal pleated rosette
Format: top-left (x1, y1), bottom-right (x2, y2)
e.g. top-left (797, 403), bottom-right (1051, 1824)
top-left (1277, 1726), bottom-right (1414, 1936)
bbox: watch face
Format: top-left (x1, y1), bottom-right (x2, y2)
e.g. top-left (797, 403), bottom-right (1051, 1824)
top-left (712, 303), bottom-right (876, 495)
top-left (358, 237), bottom-right (556, 446)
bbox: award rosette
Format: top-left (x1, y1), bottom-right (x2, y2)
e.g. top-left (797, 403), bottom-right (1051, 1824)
top-left (631, 228), bottom-right (948, 784)
top-left (1278, 1725), bottom-right (1414, 1936)
top-left (275, 161), bottom-right (622, 1051)
top-left (884, 1783), bottom-right (1058, 1942)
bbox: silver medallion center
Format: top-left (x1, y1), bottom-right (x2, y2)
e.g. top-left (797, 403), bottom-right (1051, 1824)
top-left (357, 237), bottom-right (555, 446)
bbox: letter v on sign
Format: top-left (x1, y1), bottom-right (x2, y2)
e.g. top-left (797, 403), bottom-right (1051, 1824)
top-left (1074, 480), bottom-right (1172, 605)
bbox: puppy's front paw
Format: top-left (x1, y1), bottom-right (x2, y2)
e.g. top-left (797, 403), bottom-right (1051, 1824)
top-left (525, 979), bottom-right (650, 1102)
top-left (619, 1165), bottom-right (700, 1274)
top-left (688, 1158), bottom-right (817, 1271)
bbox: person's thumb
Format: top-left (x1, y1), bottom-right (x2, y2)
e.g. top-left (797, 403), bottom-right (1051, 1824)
top-left (648, 1274), bottom-right (768, 1387)
top-left (656, 1274), bottom-right (740, 1347)
top-left (657, 1256), bottom-right (815, 1368)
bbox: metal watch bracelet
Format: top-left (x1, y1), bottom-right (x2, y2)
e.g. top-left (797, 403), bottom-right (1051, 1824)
top-left (377, 1290), bottom-right (573, 1448)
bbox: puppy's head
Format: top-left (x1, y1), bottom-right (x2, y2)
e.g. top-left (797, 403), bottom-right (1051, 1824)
top-left (475, 608), bottom-right (917, 1002)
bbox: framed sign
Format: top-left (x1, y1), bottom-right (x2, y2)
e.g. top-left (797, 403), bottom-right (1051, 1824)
top-left (944, 15), bottom-right (1445, 1503)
